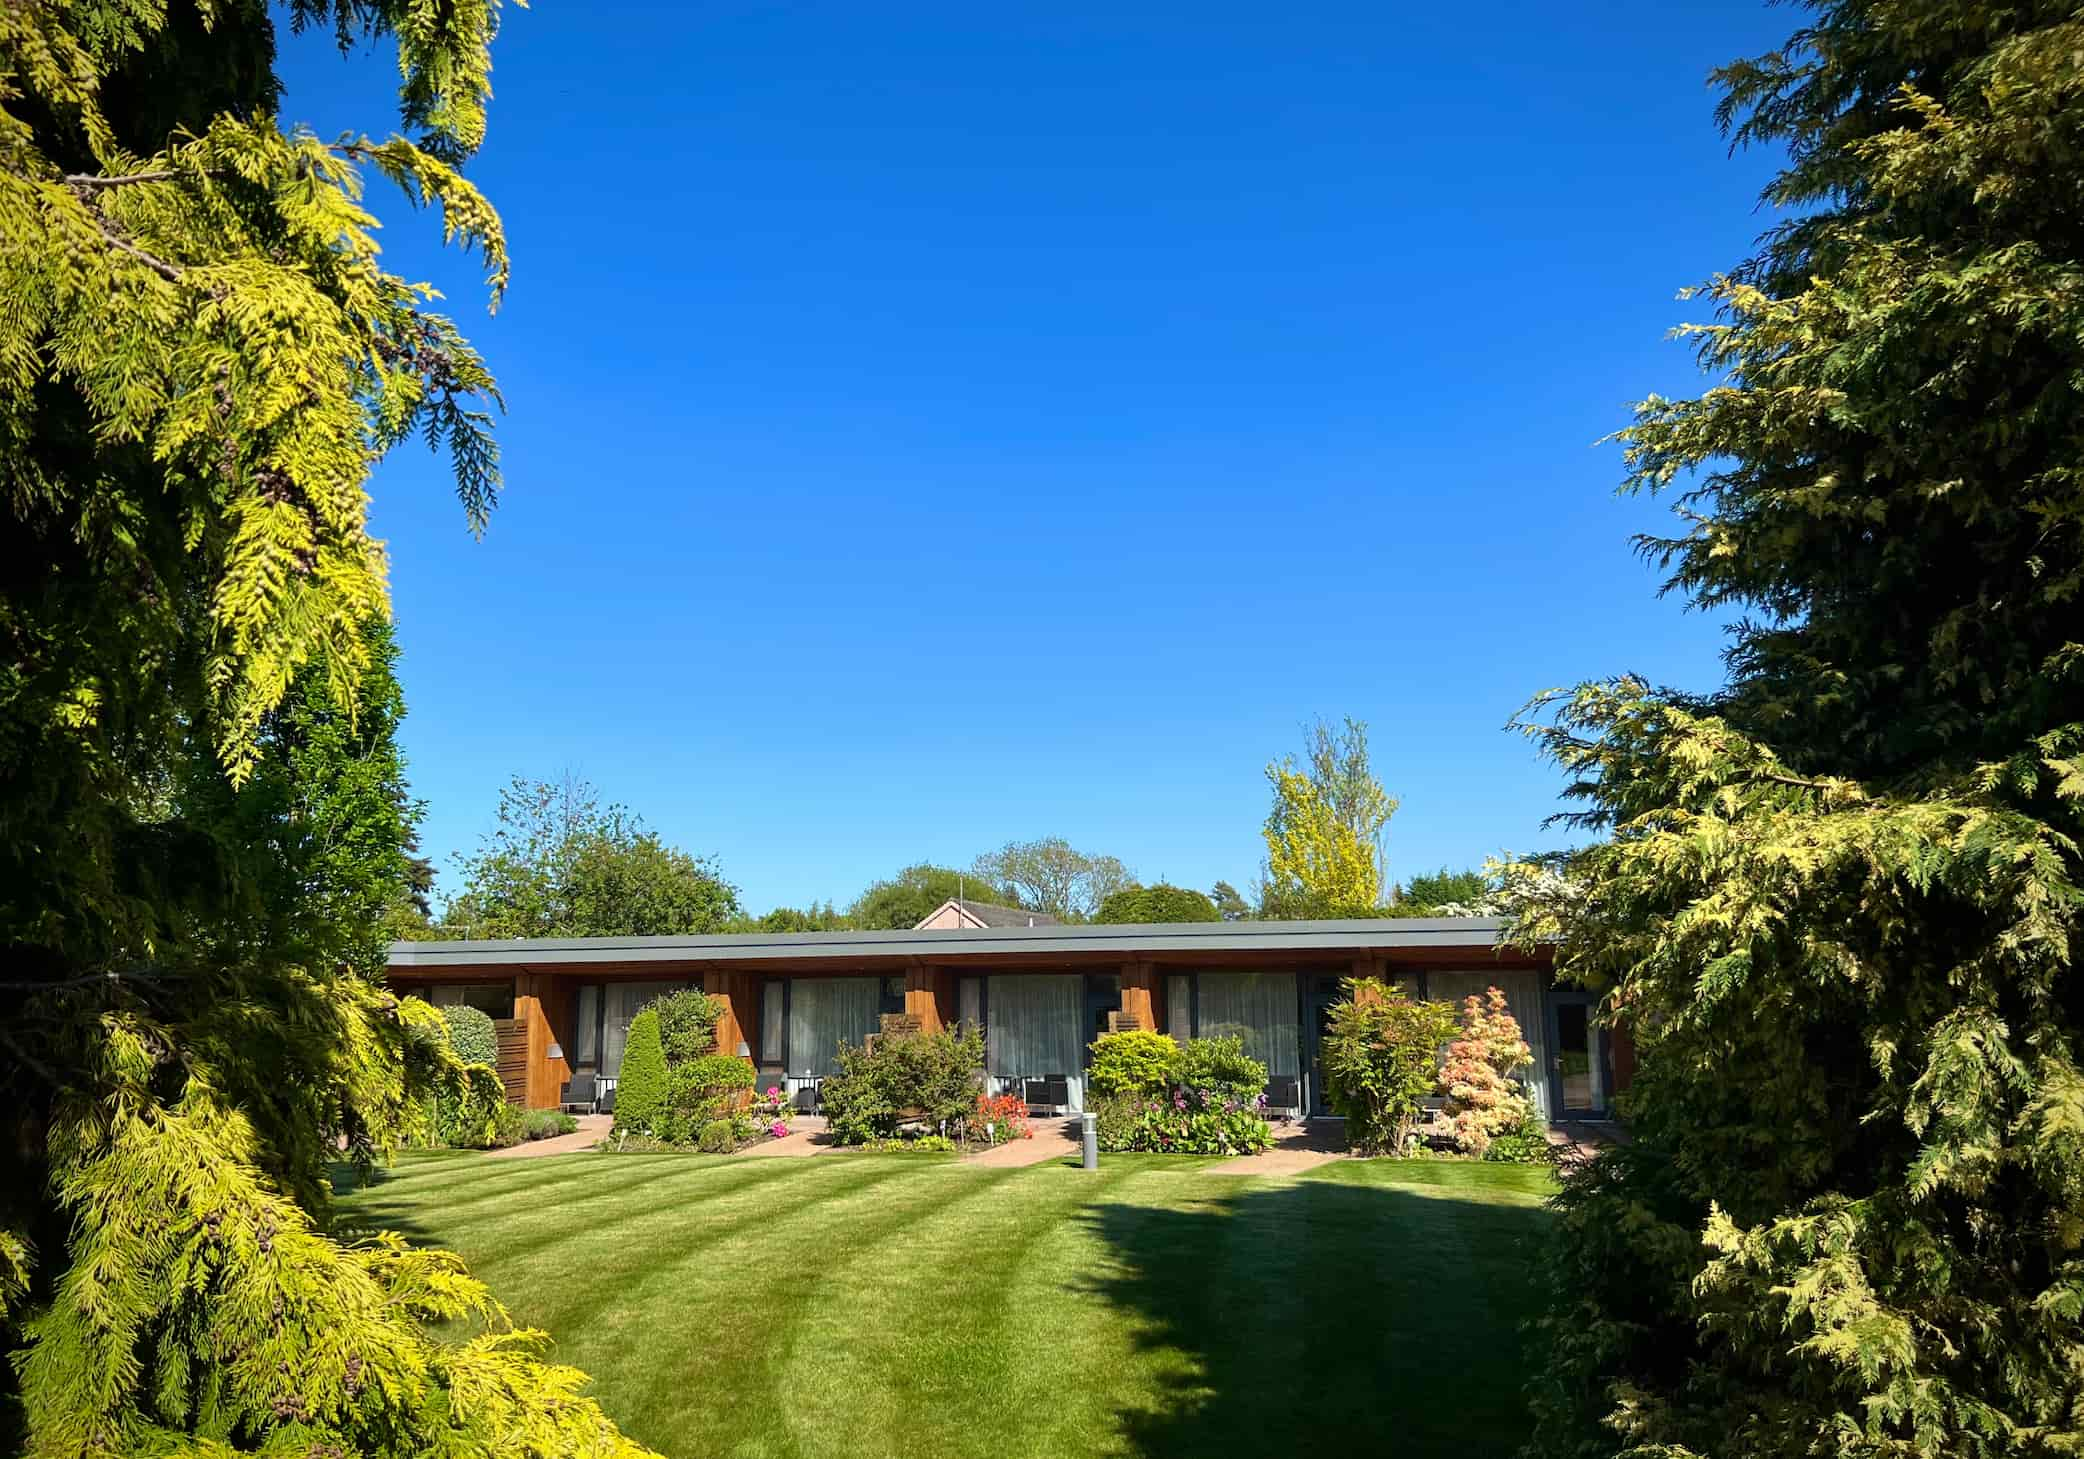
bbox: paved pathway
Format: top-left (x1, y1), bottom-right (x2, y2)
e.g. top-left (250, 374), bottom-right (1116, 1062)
top-left (963, 1118), bottom-right (1081, 1168)
top-left (736, 1115), bottom-right (836, 1157)
top-left (486, 1113), bottom-right (611, 1158)
top-left (1205, 1119), bottom-right (1348, 1176)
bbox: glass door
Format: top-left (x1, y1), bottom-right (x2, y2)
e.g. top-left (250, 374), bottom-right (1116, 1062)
top-left (1547, 991), bottom-right (1610, 1118)
top-left (1305, 980), bottom-right (1341, 1116)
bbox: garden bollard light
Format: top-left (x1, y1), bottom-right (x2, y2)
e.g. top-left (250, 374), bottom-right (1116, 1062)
top-left (1081, 1111), bottom-right (1098, 1170)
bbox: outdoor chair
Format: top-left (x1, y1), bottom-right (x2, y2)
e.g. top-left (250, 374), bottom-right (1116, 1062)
top-left (1023, 1075), bottom-right (1070, 1113)
top-left (1263, 1075), bottom-right (1301, 1111)
top-left (559, 1072), bottom-right (597, 1114)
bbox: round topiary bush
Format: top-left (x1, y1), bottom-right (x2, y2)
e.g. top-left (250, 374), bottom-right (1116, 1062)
top-left (696, 1119), bottom-right (736, 1153)
top-left (439, 1003), bottom-right (498, 1067)
top-left (1094, 884), bottom-right (1221, 924)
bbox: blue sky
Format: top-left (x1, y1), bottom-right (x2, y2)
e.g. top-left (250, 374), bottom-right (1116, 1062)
top-left (276, 1), bottom-right (1792, 914)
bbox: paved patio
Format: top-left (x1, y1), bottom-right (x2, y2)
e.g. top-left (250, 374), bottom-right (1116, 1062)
top-left (963, 1117), bottom-right (1081, 1168)
top-left (486, 1112), bottom-right (611, 1158)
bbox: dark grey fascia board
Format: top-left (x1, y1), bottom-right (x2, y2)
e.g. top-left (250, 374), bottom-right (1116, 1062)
top-left (385, 917), bottom-right (1518, 971)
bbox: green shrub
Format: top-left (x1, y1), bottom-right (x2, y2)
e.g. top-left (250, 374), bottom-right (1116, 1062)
top-left (653, 987), bottom-right (724, 1065)
top-left (1319, 979), bottom-right (1458, 1155)
top-left (433, 1065), bottom-right (507, 1149)
top-left (821, 1024), bottom-right (984, 1145)
top-left (612, 1008), bottom-right (670, 1136)
top-left (696, 1119), bottom-right (737, 1153)
top-left (656, 1053), bottom-right (756, 1144)
top-left (439, 1003), bottom-right (499, 1066)
top-left (1091, 1091), bottom-right (1273, 1156)
top-left (1481, 1105), bottom-right (1553, 1164)
top-left (1178, 1034), bottom-right (1267, 1103)
top-left (1093, 884), bottom-right (1220, 923)
top-left (1088, 1029), bottom-right (1184, 1096)
top-left (858, 1134), bottom-right (957, 1153)
top-left (520, 1109), bottom-right (579, 1141)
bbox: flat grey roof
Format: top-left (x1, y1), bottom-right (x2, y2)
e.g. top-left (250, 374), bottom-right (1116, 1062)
top-left (386, 917), bottom-right (1516, 970)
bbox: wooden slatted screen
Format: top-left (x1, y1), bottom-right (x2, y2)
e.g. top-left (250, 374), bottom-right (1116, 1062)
top-left (492, 1018), bottom-right (527, 1105)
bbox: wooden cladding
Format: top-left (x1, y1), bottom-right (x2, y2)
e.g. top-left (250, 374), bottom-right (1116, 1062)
top-left (492, 1017), bottom-right (528, 1106)
top-left (1106, 1010), bottom-right (1147, 1033)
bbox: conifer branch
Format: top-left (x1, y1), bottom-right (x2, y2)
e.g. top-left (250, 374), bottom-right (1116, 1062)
top-left (61, 169), bottom-right (187, 188)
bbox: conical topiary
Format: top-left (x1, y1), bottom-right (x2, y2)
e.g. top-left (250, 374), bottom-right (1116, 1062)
top-left (613, 1008), bottom-right (669, 1135)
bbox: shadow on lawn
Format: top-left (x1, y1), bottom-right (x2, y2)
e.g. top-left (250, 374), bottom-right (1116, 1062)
top-left (1078, 1177), bottom-right (1551, 1459)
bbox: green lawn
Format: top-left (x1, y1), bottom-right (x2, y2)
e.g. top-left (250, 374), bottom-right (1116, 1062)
top-left (337, 1151), bottom-right (1556, 1459)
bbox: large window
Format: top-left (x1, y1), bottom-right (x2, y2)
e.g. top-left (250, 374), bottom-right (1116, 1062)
top-left (425, 982), bottom-right (514, 1019)
top-left (958, 976), bottom-right (984, 1031)
top-left (575, 984), bottom-right (600, 1068)
top-left (1195, 972), bottom-right (1301, 1076)
top-left (1165, 973), bottom-right (1192, 1041)
top-left (785, 978), bottom-right (882, 1078)
top-left (759, 980), bottom-right (785, 1064)
top-left (986, 975), bottom-right (1084, 1104)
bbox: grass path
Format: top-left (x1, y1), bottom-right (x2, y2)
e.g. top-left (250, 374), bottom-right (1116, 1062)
top-left (339, 1152), bottom-right (1555, 1459)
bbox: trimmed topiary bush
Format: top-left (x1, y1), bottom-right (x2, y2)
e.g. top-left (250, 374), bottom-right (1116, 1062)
top-left (695, 1119), bottom-right (736, 1153)
top-left (657, 1054), bottom-right (756, 1144)
top-left (1093, 884), bottom-right (1220, 924)
top-left (612, 1008), bottom-right (670, 1136)
top-left (439, 1003), bottom-right (499, 1068)
top-left (1087, 1029), bottom-right (1184, 1096)
top-left (653, 987), bottom-right (724, 1064)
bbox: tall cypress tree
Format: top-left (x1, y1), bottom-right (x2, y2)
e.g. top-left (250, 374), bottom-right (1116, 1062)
top-left (0, 5), bottom-right (654, 1454)
top-left (1514, 4), bottom-right (2084, 1456)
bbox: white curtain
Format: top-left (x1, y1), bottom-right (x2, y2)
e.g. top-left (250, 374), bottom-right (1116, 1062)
top-left (599, 982), bottom-right (688, 1079)
top-left (1427, 970), bottom-right (1551, 1119)
top-left (1165, 973), bottom-right (1192, 1041)
top-left (987, 975), bottom-right (1084, 1109)
top-left (1195, 972), bottom-right (1300, 1076)
top-left (787, 978), bottom-right (881, 1078)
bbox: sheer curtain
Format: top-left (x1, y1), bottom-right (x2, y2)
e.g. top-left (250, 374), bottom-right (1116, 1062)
top-left (986, 975), bottom-right (1085, 1108)
top-left (787, 978), bottom-right (880, 1078)
top-left (1195, 972), bottom-right (1300, 1076)
top-left (1427, 970), bottom-right (1551, 1120)
top-left (597, 982), bottom-right (688, 1080)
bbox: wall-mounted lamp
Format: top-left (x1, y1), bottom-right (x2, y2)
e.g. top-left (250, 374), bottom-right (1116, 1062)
top-left (545, 1042), bottom-right (564, 1062)
top-left (736, 1040), bottom-right (751, 1059)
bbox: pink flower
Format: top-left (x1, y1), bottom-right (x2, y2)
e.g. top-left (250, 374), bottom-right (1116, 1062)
top-left (770, 1121), bottom-right (788, 1138)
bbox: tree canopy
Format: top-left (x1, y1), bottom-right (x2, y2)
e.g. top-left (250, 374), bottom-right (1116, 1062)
top-left (1093, 884), bottom-right (1221, 924)
top-left (847, 863), bottom-right (1020, 930)
top-left (1511, 4), bottom-right (2084, 1455)
top-left (443, 774), bottom-right (741, 938)
top-left (1258, 717), bottom-right (1396, 917)
top-left (1386, 866), bottom-right (1494, 917)
top-left (968, 838), bottom-right (1131, 922)
top-left (0, 4), bottom-right (651, 1454)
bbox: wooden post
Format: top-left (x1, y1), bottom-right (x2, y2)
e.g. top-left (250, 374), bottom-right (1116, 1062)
top-left (515, 972), bottom-right (570, 1109)
top-left (905, 964), bottom-right (952, 1033)
top-left (703, 971), bottom-right (753, 1063)
top-left (1349, 957), bottom-right (1387, 1004)
top-left (1120, 961), bottom-right (1158, 1032)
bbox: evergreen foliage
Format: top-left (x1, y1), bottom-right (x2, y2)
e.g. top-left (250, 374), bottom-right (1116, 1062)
top-left (1511, 5), bottom-right (2084, 1454)
top-left (1386, 866), bottom-right (1496, 917)
top-left (0, 5), bottom-right (654, 1454)
top-left (1094, 884), bottom-right (1221, 924)
top-left (610, 1009), bottom-right (670, 1137)
top-left (848, 864), bottom-right (1010, 930)
top-left (1087, 1030), bottom-right (1185, 1095)
top-left (820, 1026), bottom-right (986, 1145)
top-left (439, 1004), bottom-right (499, 1068)
top-left (652, 988), bottom-right (723, 1065)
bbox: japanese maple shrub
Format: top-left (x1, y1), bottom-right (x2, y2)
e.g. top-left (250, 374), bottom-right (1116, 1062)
top-left (1319, 979), bottom-right (1458, 1155)
top-left (1437, 987), bottom-right (1537, 1157)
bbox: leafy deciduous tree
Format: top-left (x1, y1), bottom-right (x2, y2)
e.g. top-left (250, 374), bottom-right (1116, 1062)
top-left (968, 838), bottom-right (1131, 922)
top-left (843, 864), bottom-right (1016, 930)
top-left (444, 774), bottom-right (740, 938)
top-left (1258, 717), bottom-right (1396, 918)
top-left (1094, 883), bottom-right (1221, 923)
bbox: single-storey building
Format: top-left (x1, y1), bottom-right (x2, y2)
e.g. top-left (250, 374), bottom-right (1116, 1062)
top-left (387, 915), bottom-right (1627, 1124)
